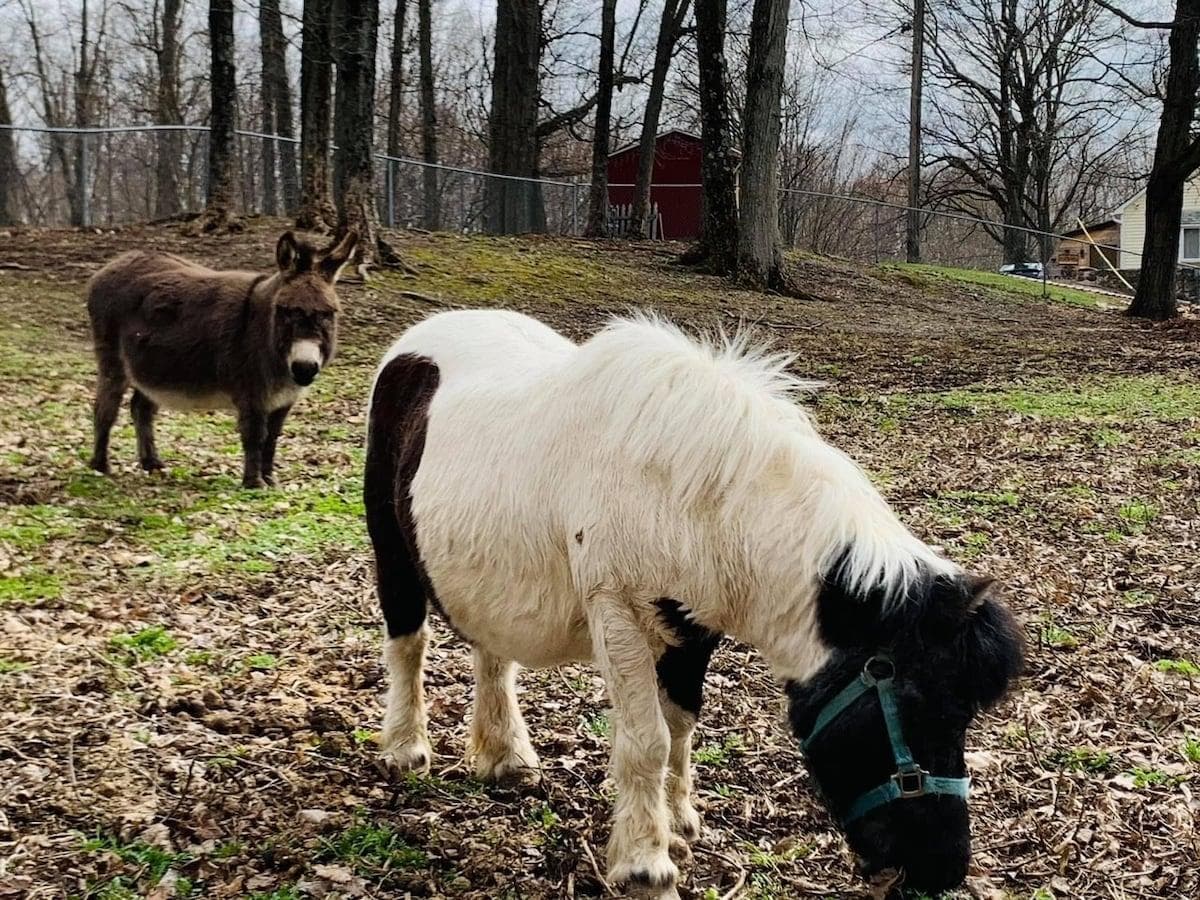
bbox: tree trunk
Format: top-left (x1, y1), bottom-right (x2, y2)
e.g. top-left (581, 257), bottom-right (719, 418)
top-left (386, 0), bottom-right (408, 158)
top-left (486, 0), bottom-right (541, 234)
top-left (737, 0), bottom-right (788, 287)
top-left (154, 0), bottom-right (183, 218)
top-left (333, 0), bottom-right (403, 271)
top-left (298, 0), bottom-right (336, 230)
top-left (418, 0), bottom-right (439, 230)
top-left (905, 0), bottom-right (924, 263)
top-left (203, 0), bottom-right (239, 228)
top-left (0, 70), bottom-right (17, 225)
top-left (633, 0), bottom-right (690, 238)
top-left (259, 2), bottom-right (279, 216)
top-left (584, 0), bottom-right (617, 237)
top-left (261, 0), bottom-right (300, 215)
top-left (692, 0), bottom-right (738, 272)
top-left (72, 0), bottom-right (92, 227)
top-left (1128, 0), bottom-right (1200, 321)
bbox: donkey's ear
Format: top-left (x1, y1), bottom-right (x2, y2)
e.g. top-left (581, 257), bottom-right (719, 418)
top-left (319, 230), bottom-right (359, 283)
top-left (276, 232), bottom-right (300, 272)
top-left (964, 574), bottom-right (998, 615)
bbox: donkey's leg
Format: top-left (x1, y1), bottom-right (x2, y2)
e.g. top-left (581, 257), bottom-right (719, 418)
top-left (130, 389), bottom-right (164, 472)
top-left (260, 405), bottom-right (291, 486)
top-left (656, 632), bottom-right (720, 846)
top-left (588, 589), bottom-right (678, 894)
top-left (235, 406), bottom-right (268, 489)
top-left (469, 649), bottom-right (540, 784)
top-left (90, 369), bottom-right (128, 474)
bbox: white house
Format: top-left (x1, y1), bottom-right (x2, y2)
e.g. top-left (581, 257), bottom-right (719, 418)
top-left (1116, 178), bottom-right (1200, 269)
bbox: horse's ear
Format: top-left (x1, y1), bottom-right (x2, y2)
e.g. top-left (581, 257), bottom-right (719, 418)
top-left (319, 230), bottom-right (359, 283)
top-left (276, 232), bottom-right (300, 272)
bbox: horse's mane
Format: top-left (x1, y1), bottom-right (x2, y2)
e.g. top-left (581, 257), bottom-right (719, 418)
top-left (566, 315), bottom-right (955, 605)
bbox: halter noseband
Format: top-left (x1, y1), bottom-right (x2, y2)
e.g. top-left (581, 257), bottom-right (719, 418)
top-left (800, 654), bottom-right (971, 824)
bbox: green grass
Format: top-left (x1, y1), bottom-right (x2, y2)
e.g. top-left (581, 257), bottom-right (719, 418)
top-left (351, 728), bottom-right (378, 746)
top-left (1154, 658), bottom-right (1200, 677)
top-left (1182, 735), bottom-right (1200, 765)
top-left (320, 815), bottom-right (427, 876)
top-left (1118, 500), bottom-right (1159, 533)
top-left (693, 733), bottom-right (746, 766)
top-left (243, 653), bottom-right (280, 671)
top-left (0, 570), bottom-right (63, 604)
top-left (108, 626), bottom-right (178, 662)
top-left (1128, 766), bottom-right (1185, 789)
top-left (1041, 623), bottom-right (1080, 649)
top-left (0, 655), bottom-right (29, 675)
top-left (81, 834), bottom-right (192, 888)
top-left (247, 888), bottom-right (302, 900)
top-left (1046, 747), bottom-right (1114, 774)
top-left (934, 375), bottom-right (1200, 422)
top-left (583, 711), bottom-right (611, 738)
top-left (883, 262), bottom-right (1107, 309)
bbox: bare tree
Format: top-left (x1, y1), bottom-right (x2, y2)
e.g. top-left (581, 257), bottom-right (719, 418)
top-left (925, 0), bottom-right (1126, 264)
top-left (737, 0), bottom-right (789, 286)
top-left (259, 0), bottom-right (299, 215)
top-left (0, 68), bottom-right (17, 225)
top-left (486, 0), bottom-right (540, 233)
top-left (332, 0), bottom-right (404, 270)
top-left (298, 0), bottom-right (336, 230)
top-left (692, 0), bottom-right (739, 271)
top-left (386, 0), bottom-right (408, 158)
top-left (632, 0), bottom-right (691, 238)
top-left (199, 0), bottom-right (239, 230)
top-left (418, 0), bottom-right (439, 229)
top-left (1100, 0), bottom-right (1200, 320)
top-left (585, 0), bottom-right (618, 237)
top-left (153, 0), bottom-right (184, 219)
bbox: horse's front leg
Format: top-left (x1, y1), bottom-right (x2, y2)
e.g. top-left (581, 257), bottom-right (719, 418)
top-left (587, 588), bottom-right (678, 898)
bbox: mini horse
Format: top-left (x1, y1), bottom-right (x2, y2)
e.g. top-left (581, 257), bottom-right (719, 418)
top-left (86, 230), bottom-right (356, 488)
top-left (364, 310), bottom-right (1024, 897)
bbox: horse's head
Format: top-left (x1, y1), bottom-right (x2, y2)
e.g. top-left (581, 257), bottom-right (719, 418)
top-left (787, 564), bottom-right (1024, 895)
top-left (270, 230), bottom-right (358, 386)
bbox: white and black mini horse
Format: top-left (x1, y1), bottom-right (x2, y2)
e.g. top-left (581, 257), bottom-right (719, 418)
top-left (364, 310), bottom-right (1023, 897)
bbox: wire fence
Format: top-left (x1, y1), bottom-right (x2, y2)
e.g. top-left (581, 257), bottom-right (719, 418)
top-left (0, 123), bottom-right (1184, 300)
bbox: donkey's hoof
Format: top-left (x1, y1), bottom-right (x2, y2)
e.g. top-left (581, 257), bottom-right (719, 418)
top-left (140, 457), bottom-right (165, 473)
top-left (242, 475), bottom-right (267, 489)
top-left (261, 472), bottom-right (277, 487)
top-left (88, 458), bottom-right (110, 475)
top-left (380, 740), bottom-right (432, 775)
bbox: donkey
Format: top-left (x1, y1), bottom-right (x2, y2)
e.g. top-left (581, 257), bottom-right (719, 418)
top-left (364, 310), bottom-right (1024, 898)
top-left (86, 231), bottom-right (357, 488)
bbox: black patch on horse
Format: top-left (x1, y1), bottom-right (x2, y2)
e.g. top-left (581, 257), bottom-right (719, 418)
top-left (364, 353), bottom-right (462, 639)
top-left (654, 598), bottom-right (722, 716)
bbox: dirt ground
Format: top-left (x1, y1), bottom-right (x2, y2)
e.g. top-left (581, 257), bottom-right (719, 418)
top-left (1, 219), bottom-right (1197, 900)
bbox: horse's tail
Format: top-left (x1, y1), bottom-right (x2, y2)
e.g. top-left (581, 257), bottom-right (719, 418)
top-left (364, 352), bottom-right (442, 639)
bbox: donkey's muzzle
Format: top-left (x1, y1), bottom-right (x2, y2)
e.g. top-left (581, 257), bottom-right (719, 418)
top-left (291, 360), bottom-right (320, 386)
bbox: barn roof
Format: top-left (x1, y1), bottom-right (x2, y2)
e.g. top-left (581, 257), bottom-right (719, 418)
top-left (1059, 219), bottom-right (1119, 239)
top-left (608, 129), bottom-right (702, 159)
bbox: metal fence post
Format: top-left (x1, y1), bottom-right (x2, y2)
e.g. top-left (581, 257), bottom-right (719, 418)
top-left (571, 183), bottom-right (578, 235)
top-left (80, 132), bottom-right (91, 228)
top-left (386, 158), bottom-right (395, 228)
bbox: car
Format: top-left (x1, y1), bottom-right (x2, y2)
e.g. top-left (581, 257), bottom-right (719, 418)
top-left (998, 262), bottom-right (1045, 280)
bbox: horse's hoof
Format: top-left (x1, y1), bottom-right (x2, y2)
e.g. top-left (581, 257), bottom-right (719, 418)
top-left (667, 833), bottom-right (692, 865)
top-left (380, 740), bottom-right (432, 775)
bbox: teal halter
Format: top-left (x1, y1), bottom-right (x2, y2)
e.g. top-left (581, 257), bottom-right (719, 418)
top-left (800, 655), bottom-right (971, 824)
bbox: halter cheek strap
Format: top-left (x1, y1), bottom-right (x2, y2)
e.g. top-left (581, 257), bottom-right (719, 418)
top-left (800, 655), bottom-right (971, 824)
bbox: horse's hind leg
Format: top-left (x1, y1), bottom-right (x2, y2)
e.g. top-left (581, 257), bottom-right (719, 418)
top-left (656, 628), bottom-right (720, 849)
top-left (89, 365), bottom-right (128, 474)
top-left (130, 389), bottom-right (164, 472)
top-left (588, 588), bottom-right (679, 896)
top-left (469, 649), bottom-right (540, 784)
top-left (365, 423), bottom-right (432, 773)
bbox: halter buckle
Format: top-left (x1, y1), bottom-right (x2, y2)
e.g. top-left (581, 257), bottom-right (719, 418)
top-left (860, 654), bottom-right (895, 686)
top-left (892, 765), bottom-right (927, 798)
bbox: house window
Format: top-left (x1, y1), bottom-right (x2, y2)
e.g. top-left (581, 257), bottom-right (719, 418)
top-left (1184, 226), bottom-right (1200, 261)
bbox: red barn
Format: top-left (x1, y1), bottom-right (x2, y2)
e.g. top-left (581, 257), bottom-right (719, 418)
top-left (607, 130), bottom-right (708, 240)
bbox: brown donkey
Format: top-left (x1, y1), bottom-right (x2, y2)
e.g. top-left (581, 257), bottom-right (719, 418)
top-left (86, 231), bottom-right (357, 488)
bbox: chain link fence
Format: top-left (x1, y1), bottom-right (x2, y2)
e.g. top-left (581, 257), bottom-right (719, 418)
top-left (0, 123), bottom-right (1165, 301)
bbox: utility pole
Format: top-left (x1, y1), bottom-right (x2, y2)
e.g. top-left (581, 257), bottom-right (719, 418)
top-left (906, 0), bottom-right (925, 263)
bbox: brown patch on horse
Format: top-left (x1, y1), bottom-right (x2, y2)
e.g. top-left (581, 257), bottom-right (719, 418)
top-left (85, 230), bottom-right (358, 487)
